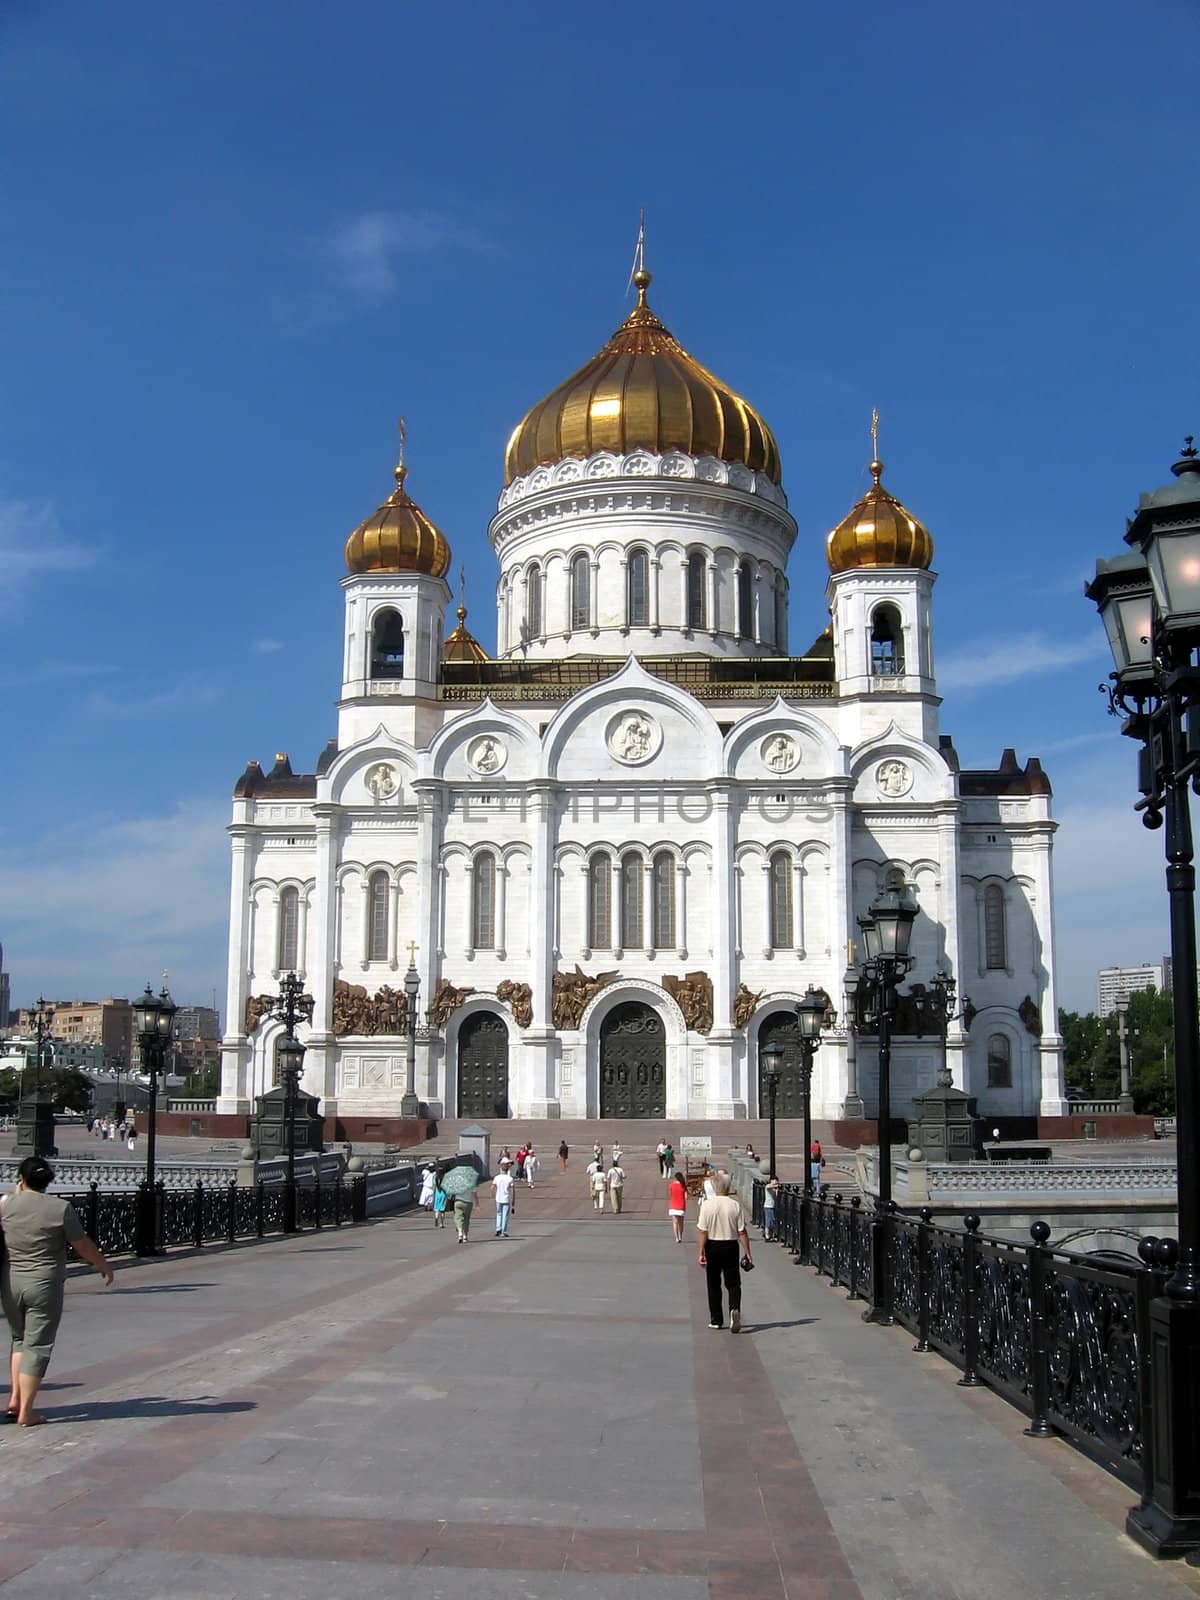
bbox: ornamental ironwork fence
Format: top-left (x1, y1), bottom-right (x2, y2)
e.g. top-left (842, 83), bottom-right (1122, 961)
top-left (755, 1180), bottom-right (1170, 1500)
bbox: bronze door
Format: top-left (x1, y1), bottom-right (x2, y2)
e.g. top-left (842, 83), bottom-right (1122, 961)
top-left (757, 1011), bottom-right (806, 1118)
top-left (599, 1002), bottom-right (666, 1118)
top-left (457, 1013), bottom-right (510, 1119)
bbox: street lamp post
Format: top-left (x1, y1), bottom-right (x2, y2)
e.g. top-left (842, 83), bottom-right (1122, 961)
top-left (401, 946), bottom-right (420, 1119)
top-left (133, 980), bottom-right (177, 1255)
top-left (761, 1039), bottom-right (782, 1179)
top-left (795, 987), bottom-right (826, 1198)
top-left (262, 972), bottom-right (314, 1234)
top-left (1087, 440), bottom-right (1200, 1557)
top-left (23, 998), bottom-right (55, 1159)
top-left (1112, 999), bottom-right (1136, 1115)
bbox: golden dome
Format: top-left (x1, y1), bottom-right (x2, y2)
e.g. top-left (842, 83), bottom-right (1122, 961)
top-left (443, 603), bottom-right (489, 664)
top-left (345, 455), bottom-right (451, 578)
top-left (503, 269), bottom-right (781, 486)
top-left (826, 458), bottom-right (934, 574)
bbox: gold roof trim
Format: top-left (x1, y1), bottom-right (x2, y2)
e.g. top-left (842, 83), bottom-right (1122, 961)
top-left (503, 269), bottom-right (781, 486)
top-left (826, 454), bottom-right (933, 574)
top-left (344, 435), bottom-right (452, 578)
top-left (443, 602), bottom-right (489, 664)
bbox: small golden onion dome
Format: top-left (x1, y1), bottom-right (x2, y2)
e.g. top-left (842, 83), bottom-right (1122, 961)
top-left (826, 459), bottom-right (934, 574)
top-left (344, 461), bottom-right (452, 578)
top-left (503, 268), bottom-right (781, 485)
top-left (443, 603), bottom-right (489, 664)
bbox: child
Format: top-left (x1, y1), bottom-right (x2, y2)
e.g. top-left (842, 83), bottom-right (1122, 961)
top-left (762, 1176), bottom-right (779, 1241)
top-left (432, 1178), bottom-right (448, 1228)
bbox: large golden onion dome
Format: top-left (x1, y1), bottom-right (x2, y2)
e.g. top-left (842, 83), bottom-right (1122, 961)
top-left (826, 457), bottom-right (934, 574)
top-left (503, 268), bottom-right (781, 485)
top-left (344, 444), bottom-right (451, 578)
top-left (443, 603), bottom-right (489, 664)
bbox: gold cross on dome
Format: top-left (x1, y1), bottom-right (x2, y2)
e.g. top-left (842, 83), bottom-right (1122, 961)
top-left (407, 939), bottom-right (418, 967)
top-left (870, 407), bottom-right (880, 459)
top-left (845, 937), bottom-right (857, 964)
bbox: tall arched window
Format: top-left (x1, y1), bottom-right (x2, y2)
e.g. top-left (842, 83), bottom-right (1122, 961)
top-left (524, 565), bottom-right (542, 639)
top-left (620, 853), bottom-right (644, 948)
top-left (769, 851), bottom-right (793, 950)
top-left (570, 554), bottom-right (590, 630)
top-left (737, 559), bottom-right (754, 640)
top-left (652, 852), bottom-right (675, 949)
top-left (987, 1034), bottom-right (1012, 1088)
top-left (367, 871), bottom-right (389, 961)
top-left (277, 886), bottom-right (299, 971)
top-left (370, 609), bottom-right (405, 678)
top-left (627, 549), bottom-right (649, 626)
top-left (588, 853), bottom-right (611, 949)
top-left (686, 551), bottom-right (706, 630)
top-left (984, 884), bottom-right (1007, 969)
top-left (472, 853), bottom-right (497, 949)
top-left (871, 605), bottom-right (905, 675)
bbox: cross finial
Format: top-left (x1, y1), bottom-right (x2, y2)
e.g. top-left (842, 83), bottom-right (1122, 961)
top-left (628, 209), bottom-right (651, 305)
top-left (394, 416), bottom-right (407, 484)
top-left (845, 937), bottom-right (856, 963)
top-left (869, 408), bottom-right (883, 485)
top-left (406, 939), bottom-right (418, 967)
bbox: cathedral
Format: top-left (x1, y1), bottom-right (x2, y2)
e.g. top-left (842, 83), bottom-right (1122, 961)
top-left (218, 257), bottom-right (1068, 1132)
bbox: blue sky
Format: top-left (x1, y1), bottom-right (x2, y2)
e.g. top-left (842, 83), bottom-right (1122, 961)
top-left (1, 0), bottom-right (1193, 1016)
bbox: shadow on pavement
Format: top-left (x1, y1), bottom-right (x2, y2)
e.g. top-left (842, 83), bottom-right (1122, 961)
top-left (744, 1318), bottom-right (820, 1333)
top-left (112, 1283), bottom-right (218, 1294)
top-left (43, 1397), bottom-right (256, 1423)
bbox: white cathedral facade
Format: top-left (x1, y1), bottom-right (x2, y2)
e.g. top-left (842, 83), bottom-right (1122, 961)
top-left (218, 264), bottom-right (1068, 1130)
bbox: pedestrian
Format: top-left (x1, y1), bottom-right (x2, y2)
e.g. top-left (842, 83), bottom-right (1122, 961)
top-left (418, 1166), bottom-right (436, 1212)
top-left (432, 1177), bottom-right (448, 1228)
top-left (701, 1165), bottom-right (715, 1200)
top-left (606, 1158), bottom-right (625, 1213)
top-left (592, 1141), bottom-right (602, 1165)
top-left (558, 1140), bottom-right (569, 1173)
top-left (514, 1145), bottom-right (527, 1181)
top-left (126, 1126), bottom-right (137, 1154)
top-left (810, 1138), bottom-right (824, 1190)
top-left (524, 1147), bottom-right (539, 1187)
top-left (655, 1139), bottom-right (667, 1176)
top-left (662, 1143), bottom-right (675, 1178)
top-left (696, 1173), bottom-right (752, 1332)
top-left (1, 1155), bottom-right (114, 1425)
top-left (762, 1176), bottom-right (779, 1241)
top-left (667, 1169), bottom-right (687, 1242)
top-left (493, 1159), bottom-right (514, 1238)
top-left (585, 1153), bottom-right (601, 1194)
top-left (590, 1163), bottom-right (607, 1212)
top-left (611, 1141), bottom-right (623, 1167)
top-left (454, 1190), bottom-right (475, 1243)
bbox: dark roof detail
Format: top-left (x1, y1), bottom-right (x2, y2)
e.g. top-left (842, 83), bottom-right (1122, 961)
top-left (315, 737), bottom-right (339, 776)
top-left (937, 734), bottom-right (960, 773)
top-left (232, 755), bottom-right (317, 799)
top-left (960, 750), bottom-right (1052, 798)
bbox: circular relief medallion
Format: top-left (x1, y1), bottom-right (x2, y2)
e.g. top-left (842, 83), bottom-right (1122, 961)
top-left (761, 733), bottom-right (800, 774)
top-left (468, 735), bottom-right (507, 775)
top-left (364, 762), bottom-right (399, 800)
top-left (606, 709), bottom-right (662, 766)
top-left (876, 758), bottom-right (913, 798)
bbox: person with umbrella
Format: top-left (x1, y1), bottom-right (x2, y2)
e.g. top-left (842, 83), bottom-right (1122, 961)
top-left (438, 1162), bottom-right (481, 1244)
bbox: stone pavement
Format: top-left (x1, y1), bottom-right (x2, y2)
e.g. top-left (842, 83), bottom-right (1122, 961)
top-left (0, 1157), bottom-right (1196, 1600)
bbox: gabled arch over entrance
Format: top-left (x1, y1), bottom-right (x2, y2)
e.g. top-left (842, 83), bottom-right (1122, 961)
top-left (457, 1011), bottom-right (510, 1118)
top-left (599, 1002), bottom-right (666, 1118)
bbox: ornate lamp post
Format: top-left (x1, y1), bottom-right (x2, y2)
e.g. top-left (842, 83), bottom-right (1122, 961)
top-left (1111, 998), bottom-right (1136, 1114)
top-left (19, 998), bottom-right (56, 1159)
top-left (761, 1039), bottom-right (782, 1179)
top-left (1086, 440), bottom-right (1200, 1555)
top-left (402, 944), bottom-right (420, 1119)
top-left (260, 972), bottom-right (314, 1234)
top-left (795, 986), bottom-right (826, 1198)
top-left (856, 885), bottom-right (918, 1325)
top-left (133, 980), bottom-right (177, 1255)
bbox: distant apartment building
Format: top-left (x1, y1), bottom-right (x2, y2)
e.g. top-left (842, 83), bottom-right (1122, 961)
top-left (1097, 964), bottom-right (1163, 1017)
top-left (174, 1005), bottom-right (220, 1041)
top-left (18, 998), bottom-right (135, 1070)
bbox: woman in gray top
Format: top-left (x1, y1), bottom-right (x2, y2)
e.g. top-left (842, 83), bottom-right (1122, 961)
top-left (1, 1155), bottom-right (113, 1426)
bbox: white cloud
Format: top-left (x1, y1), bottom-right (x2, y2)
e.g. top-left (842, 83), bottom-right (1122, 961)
top-left (938, 631), bottom-right (1106, 692)
top-left (78, 673), bottom-right (220, 718)
top-left (0, 661), bottom-right (116, 691)
top-left (0, 494), bottom-right (97, 599)
top-left (2, 800), bottom-right (231, 1010)
top-left (253, 638), bottom-right (285, 655)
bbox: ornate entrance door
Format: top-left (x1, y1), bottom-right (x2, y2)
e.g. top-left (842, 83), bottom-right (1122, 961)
top-left (457, 1013), bottom-right (510, 1119)
top-left (599, 1002), bottom-right (666, 1118)
top-left (757, 1011), bottom-right (806, 1118)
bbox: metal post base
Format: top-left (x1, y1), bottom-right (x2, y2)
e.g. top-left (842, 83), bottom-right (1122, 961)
top-left (400, 1092), bottom-right (420, 1119)
top-left (1126, 1297), bottom-right (1200, 1558)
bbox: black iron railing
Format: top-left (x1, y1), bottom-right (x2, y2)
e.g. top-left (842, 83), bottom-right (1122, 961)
top-left (754, 1180), bottom-right (1170, 1497)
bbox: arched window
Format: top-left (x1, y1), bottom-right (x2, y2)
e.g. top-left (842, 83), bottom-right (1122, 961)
top-left (871, 605), bottom-right (905, 675)
top-left (620, 853), bottom-right (644, 948)
top-left (524, 565), bottom-right (542, 639)
top-left (652, 852), bottom-right (676, 949)
top-left (588, 853), bottom-right (611, 949)
top-left (370, 609), bottom-right (405, 678)
top-left (737, 559), bottom-right (754, 640)
top-left (686, 551), bottom-right (706, 630)
top-left (277, 886), bottom-right (300, 971)
top-left (769, 851), bottom-right (793, 950)
top-left (472, 854), bottom-right (497, 949)
top-left (984, 884), bottom-right (1007, 969)
top-left (987, 1034), bottom-right (1012, 1088)
top-left (627, 549), bottom-right (649, 626)
top-left (367, 871), bottom-right (389, 961)
top-left (774, 585), bottom-right (787, 653)
top-left (570, 554), bottom-right (590, 630)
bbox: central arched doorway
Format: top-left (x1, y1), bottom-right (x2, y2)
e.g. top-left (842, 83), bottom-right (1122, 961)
top-left (457, 1012), bottom-right (510, 1118)
top-left (756, 1010), bottom-right (807, 1118)
top-left (599, 1002), bottom-right (666, 1118)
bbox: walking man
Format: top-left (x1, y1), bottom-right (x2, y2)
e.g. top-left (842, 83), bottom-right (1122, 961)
top-left (590, 1163), bottom-right (607, 1211)
top-left (524, 1146), bottom-right (539, 1187)
top-left (606, 1157), bottom-right (625, 1214)
top-left (696, 1174), bottom-right (752, 1332)
top-left (493, 1158), bottom-right (514, 1238)
top-left (558, 1140), bottom-right (569, 1173)
top-left (655, 1139), bottom-right (667, 1176)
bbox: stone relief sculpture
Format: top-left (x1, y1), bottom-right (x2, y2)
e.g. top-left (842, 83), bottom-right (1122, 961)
top-left (1019, 995), bottom-right (1043, 1038)
top-left (495, 979), bottom-right (533, 1029)
top-left (876, 758), bottom-right (913, 798)
top-left (429, 978), bottom-right (477, 1028)
top-left (663, 971), bottom-right (713, 1035)
top-left (732, 983), bottom-right (762, 1029)
top-left (364, 762), bottom-right (398, 799)
top-left (606, 710), bottom-right (660, 765)
top-left (762, 734), bottom-right (799, 773)
top-left (244, 993), bottom-right (271, 1034)
top-left (331, 979), bottom-right (407, 1036)
top-left (552, 965), bottom-right (619, 1030)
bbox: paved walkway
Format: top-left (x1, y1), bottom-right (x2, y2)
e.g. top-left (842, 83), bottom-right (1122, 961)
top-left (0, 1159), bottom-right (1195, 1600)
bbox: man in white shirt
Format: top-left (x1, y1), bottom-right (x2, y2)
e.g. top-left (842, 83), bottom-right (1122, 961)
top-left (655, 1140), bottom-right (667, 1176)
top-left (590, 1164), bottom-right (607, 1211)
top-left (606, 1159), bottom-right (625, 1213)
top-left (696, 1175), bottom-right (752, 1331)
top-left (493, 1160), bottom-right (515, 1238)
